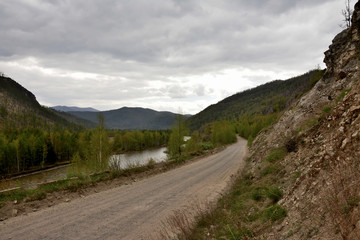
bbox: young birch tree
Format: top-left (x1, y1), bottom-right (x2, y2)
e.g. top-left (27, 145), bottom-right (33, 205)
top-left (168, 113), bottom-right (188, 158)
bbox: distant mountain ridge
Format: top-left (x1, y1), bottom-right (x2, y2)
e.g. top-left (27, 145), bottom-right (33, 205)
top-left (0, 76), bottom-right (186, 130)
top-left (52, 106), bottom-right (99, 112)
top-left (68, 107), bottom-right (184, 130)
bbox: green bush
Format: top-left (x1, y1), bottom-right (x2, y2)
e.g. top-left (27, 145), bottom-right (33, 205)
top-left (200, 142), bottom-right (213, 150)
top-left (251, 188), bottom-right (263, 201)
top-left (263, 204), bottom-right (287, 221)
top-left (146, 158), bottom-right (156, 169)
top-left (266, 186), bottom-right (283, 202)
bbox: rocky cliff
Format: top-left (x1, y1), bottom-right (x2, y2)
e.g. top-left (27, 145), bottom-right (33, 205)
top-left (249, 1), bottom-right (360, 239)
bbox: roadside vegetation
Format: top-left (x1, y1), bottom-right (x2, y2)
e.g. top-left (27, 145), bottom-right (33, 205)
top-left (167, 115), bottom-right (237, 163)
top-left (162, 145), bottom-right (289, 240)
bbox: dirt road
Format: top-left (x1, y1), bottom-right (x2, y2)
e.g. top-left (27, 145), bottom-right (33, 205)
top-left (0, 138), bottom-right (248, 240)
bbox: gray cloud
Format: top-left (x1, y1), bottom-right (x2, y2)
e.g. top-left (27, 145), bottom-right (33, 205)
top-left (0, 0), bottom-right (346, 114)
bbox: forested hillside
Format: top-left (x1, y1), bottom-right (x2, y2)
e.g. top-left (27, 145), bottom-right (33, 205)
top-left (0, 76), bottom-right (84, 131)
top-left (188, 69), bottom-right (324, 131)
top-left (0, 75), bottom-right (174, 178)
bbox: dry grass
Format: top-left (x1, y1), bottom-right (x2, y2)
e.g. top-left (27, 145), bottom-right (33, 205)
top-left (325, 157), bottom-right (360, 239)
top-left (159, 199), bottom-right (216, 240)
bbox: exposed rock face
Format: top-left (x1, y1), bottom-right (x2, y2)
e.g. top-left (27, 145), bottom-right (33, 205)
top-left (252, 1), bottom-right (360, 155)
top-left (250, 1), bottom-right (360, 239)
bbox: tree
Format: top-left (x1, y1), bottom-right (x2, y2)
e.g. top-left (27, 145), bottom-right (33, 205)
top-left (88, 113), bottom-right (110, 172)
top-left (341, 0), bottom-right (353, 29)
top-left (211, 121), bottom-right (236, 145)
top-left (84, 113), bottom-right (110, 172)
top-left (168, 114), bottom-right (188, 157)
top-left (98, 114), bottom-right (104, 166)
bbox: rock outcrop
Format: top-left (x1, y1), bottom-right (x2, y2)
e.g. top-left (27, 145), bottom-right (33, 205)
top-left (249, 1), bottom-right (360, 239)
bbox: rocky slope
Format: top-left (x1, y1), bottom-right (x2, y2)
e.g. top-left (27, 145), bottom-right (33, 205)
top-left (249, 1), bottom-right (360, 239)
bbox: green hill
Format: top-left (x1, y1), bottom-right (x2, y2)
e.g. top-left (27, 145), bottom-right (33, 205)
top-left (0, 76), bottom-right (86, 130)
top-left (188, 69), bottom-right (324, 130)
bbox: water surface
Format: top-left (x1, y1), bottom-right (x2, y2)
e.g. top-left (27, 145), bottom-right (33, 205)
top-left (0, 147), bottom-right (168, 190)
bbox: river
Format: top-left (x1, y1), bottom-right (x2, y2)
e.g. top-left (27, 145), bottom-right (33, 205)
top-left (0, 147), bottom-right (168, 191)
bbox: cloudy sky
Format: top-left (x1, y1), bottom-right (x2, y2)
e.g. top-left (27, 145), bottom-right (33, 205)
top-left (0, 0), bottom-right (346, 114)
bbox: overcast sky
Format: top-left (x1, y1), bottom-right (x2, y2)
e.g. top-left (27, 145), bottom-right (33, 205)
top-left (0, 0), bottom-right (346, 114)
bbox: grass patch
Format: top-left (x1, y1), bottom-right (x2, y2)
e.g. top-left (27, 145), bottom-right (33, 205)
top-left (336, 88), bottom-right (351, 103)
top-left (305, 117), bottom-right (319, 129)
top-left (186, 157), bottom-right (288, 239)
top-left (251, 188), bottom-right (264, 201)
top-left (265, 186), bottom-right (283, 203)
top-left (292, 171), bottom-right (301, 179)
top-left (0, 190), bottom-right (28, 205)
top-left (184, 138), bottom-right (291, 239)
top-left (266, 147), bottom-right (287, 163)
top-left (322, 105), bottom-right (332, 114)
top-left (342, 196), bottom-right (360, 214)
top-left (263, 204), bottom-right (287, 222)
top-left (261, 165), bottom-right (280, 176)
top-left (26, 190), bottom-right (46, 202)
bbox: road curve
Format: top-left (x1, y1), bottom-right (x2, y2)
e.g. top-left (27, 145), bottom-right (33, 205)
top-left (0, 138), bottom-right (248, 240)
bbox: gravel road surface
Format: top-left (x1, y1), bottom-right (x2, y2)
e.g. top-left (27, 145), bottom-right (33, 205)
top-left (0, 138), bottom-right (248, 240)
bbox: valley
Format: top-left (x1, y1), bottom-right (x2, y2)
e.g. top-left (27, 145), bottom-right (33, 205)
top-left (0, 1), bottom-right (359, 239)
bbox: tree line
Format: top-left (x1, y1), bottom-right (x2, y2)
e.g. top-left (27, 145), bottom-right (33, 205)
top-left (167, 114), bottom-right (238, 159)
top-left (0, 124), bottom-right (169, 177)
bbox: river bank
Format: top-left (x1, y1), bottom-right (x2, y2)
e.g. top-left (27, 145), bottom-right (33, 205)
top-left (0, 145), bottom-right (226, 222)
top-left (0, 146), bottom-right (168, 191)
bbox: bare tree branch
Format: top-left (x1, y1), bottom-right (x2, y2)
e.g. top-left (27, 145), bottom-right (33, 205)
top-left (341, 0), bottom-right (354, 29)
